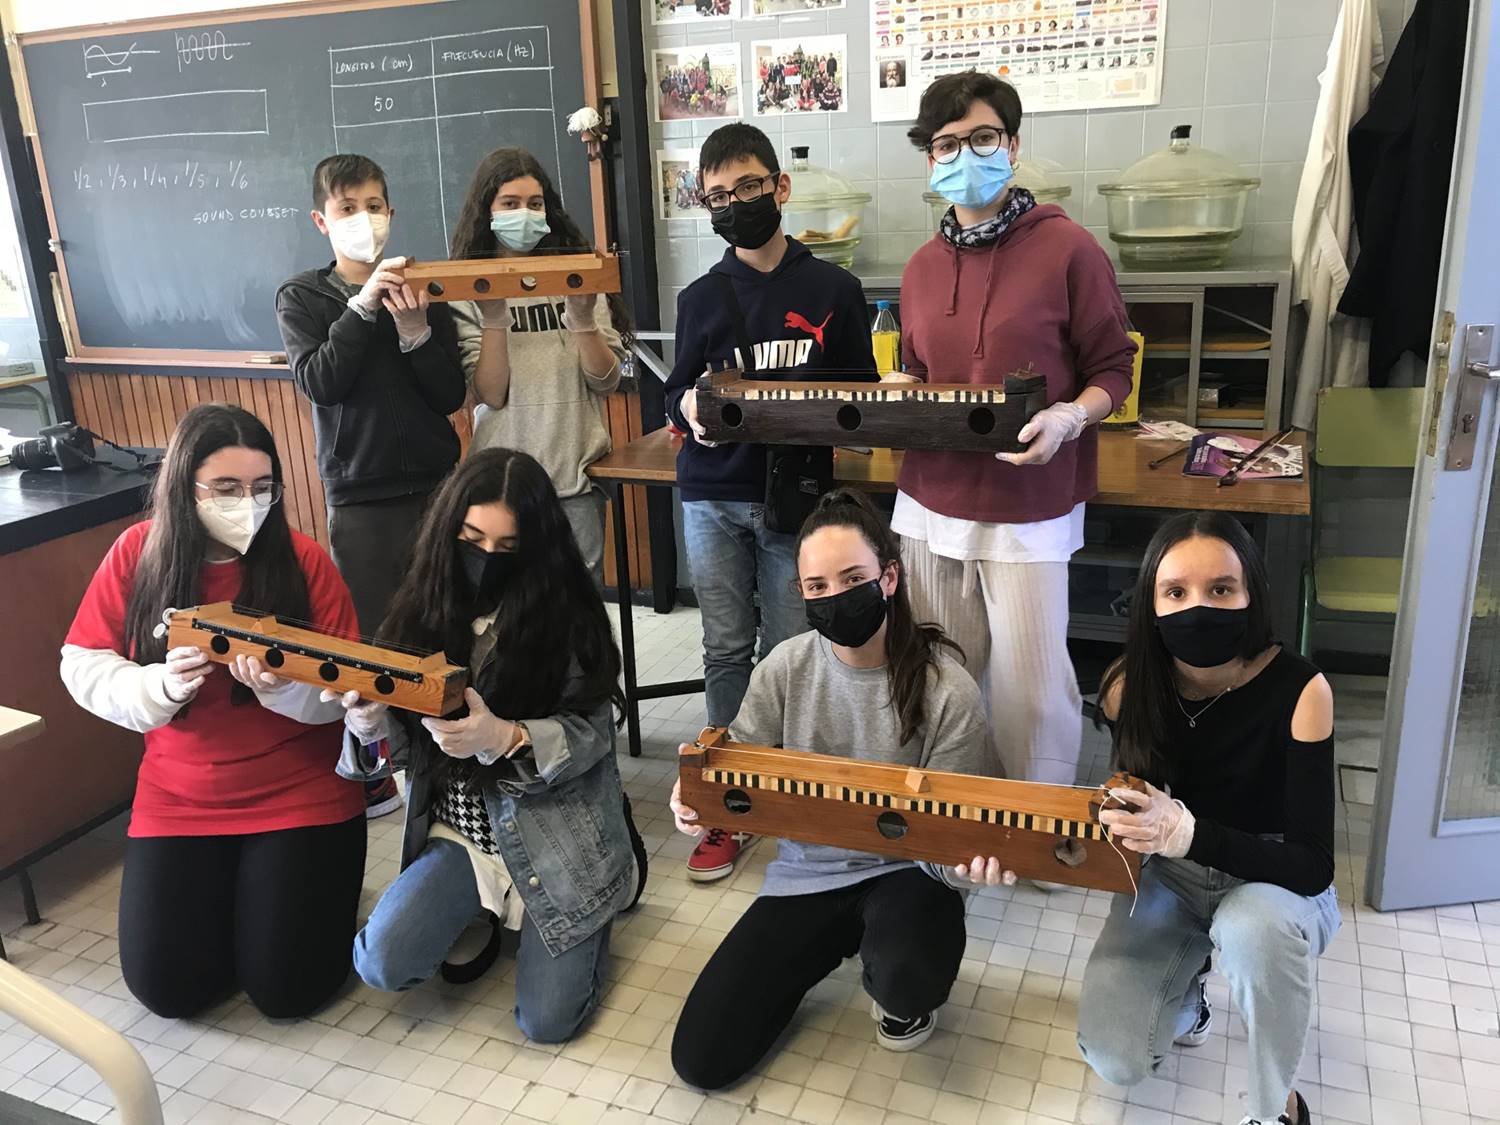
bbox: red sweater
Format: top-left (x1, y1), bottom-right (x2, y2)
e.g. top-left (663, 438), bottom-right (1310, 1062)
top-left (898, 206), bottom-right (1136, 524)
top-left (65, 521), bottom-right (365, 837)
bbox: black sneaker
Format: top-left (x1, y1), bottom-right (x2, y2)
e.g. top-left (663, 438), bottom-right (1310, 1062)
top-left (871, 1000), bottom-right (935, 1052)
top-left (1239, 1090), bottom-right (1310, 1125)
top-left (623, 794), bottom-right (649, 910)
top-left (1175, 956), bottom-right (1213, 1047)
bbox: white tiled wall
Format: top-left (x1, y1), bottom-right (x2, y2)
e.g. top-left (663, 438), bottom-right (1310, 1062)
top-left (645, 0), bottom-right (1421, 329)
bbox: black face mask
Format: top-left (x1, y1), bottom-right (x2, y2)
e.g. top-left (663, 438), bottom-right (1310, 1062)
top-left (455, 539), bottom-right (517, 607)
top-left (805, 579), bottom-right (888, 648)
top-left (710, 191), bottom-right (782, 250)
top-left (1156, 604), bottom-right (1250, 668)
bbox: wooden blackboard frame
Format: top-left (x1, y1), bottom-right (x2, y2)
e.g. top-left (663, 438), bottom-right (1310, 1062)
top-left (15, 0), bottom-right (608, 371)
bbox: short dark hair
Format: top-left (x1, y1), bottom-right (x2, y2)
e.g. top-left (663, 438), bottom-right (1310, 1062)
top-left (699, 123), bottom-right (780, 184)
top-left (312, 153), bottom-right (389, 209)
top-left (907, 71), bottom-right (1022, 150)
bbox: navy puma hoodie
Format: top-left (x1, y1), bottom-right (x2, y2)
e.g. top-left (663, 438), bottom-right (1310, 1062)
top-left (664, 237), bottom-right (877, 504)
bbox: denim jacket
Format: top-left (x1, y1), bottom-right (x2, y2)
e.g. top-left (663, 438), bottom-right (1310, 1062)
top-left (339, 652), bottom-right (633, 958)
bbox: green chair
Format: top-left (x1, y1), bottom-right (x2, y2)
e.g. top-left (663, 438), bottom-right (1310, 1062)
top-left (1299, 387), bottom-right (1426, 658)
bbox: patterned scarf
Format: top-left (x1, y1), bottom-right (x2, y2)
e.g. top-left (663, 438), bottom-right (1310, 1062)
top-left (938, 187), bottom-right (1038, 248)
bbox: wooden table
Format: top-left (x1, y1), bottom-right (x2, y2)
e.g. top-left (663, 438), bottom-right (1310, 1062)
top-left (590, 428), bottom-right (1310, 756)
top-left (0, 372), bottom-right (52, 429)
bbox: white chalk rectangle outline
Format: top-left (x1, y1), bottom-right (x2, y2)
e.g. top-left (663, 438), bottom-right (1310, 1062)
top-left (82, 89), bottom-right (269, 143)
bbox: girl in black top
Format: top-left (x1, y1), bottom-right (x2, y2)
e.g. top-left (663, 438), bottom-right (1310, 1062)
top-left (1076, 511), bottom-right (1340, 1125)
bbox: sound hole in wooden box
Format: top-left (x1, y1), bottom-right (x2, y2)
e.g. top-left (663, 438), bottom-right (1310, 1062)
top-left (210, 635), bottom-right (230, 655)
top-left (374, 674), bottom-right (395, 695)
top-left (967, 408), bottom-right (996, 435)
top-left (263, 648), bottom-right (285, 668)
top-left (520, 276), bottom-right (538, 292)
top-left (566, 273), bottom-right (583, 289)
top-left (724, 788), bottom-right (752, 815)
top-left (426, 281), bottom-right (445, 297)
top-left (876, 811), bottom-right (908, 840)
top-left (836, 405), bottom-right (862, 432)
top-left (473, 278), bottom-right (491, 294)
top-left (1054, 838), bottom-right (1088, 868)
top-left (719, 403), bottom-right (744, 429)
top-left (318, 661), bottom-right (340, 682)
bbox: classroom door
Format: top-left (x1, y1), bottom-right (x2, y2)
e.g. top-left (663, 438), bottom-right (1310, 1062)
top-left (1366, 3), bottom-right (1500, 910)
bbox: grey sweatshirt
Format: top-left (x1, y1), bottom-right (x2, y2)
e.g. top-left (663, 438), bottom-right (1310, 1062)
top-left (729, 630), bottom-right (989, 896)
top-left (453, 297), bottom-right (624, 499)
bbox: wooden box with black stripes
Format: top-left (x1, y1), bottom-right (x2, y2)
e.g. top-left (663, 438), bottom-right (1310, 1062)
top-left (679, 728), bottom-right (1146, 893)
top-left (692, 367), bottom-right (1050, 453)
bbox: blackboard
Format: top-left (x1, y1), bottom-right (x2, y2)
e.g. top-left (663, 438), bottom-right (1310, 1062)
top-left (20, 0), bottom-right (596, 355)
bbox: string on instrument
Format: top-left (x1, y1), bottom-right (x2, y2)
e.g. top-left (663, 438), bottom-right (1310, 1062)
top-left (1094, 786), bottom-right (1141, 918)
top-left (163, 604), bottom-right (444, 660)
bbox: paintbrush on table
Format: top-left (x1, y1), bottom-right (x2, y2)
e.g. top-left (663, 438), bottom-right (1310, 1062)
top-left (1218, 430), bottom-right (1292, 487)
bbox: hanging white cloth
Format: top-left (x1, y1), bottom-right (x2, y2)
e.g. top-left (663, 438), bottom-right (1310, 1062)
top-left (1290, 0), bottom-right (1385, 431)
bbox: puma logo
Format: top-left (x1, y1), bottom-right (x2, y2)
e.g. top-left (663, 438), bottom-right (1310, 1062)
top-left (784, 310), bottom-right (832, 351)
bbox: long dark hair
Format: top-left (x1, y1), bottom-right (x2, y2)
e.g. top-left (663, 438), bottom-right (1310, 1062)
top-left (1098, 511), bottom-right (1274, 784)
top-left (797, 489), bottom-right (962, 744)
top-left (449, 146), bottom-right (634, 347)
top-left (124, 404), bottom-right (310, 665)
top-left (379, 449), bottom-right (623, 779)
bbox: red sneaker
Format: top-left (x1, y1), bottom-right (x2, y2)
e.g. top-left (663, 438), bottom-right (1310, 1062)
top-left (686, 827), bottom-right (757, 883)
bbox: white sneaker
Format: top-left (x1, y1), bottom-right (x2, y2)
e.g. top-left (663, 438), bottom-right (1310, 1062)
top-left (871, 1000), bottom-right (935, 1052)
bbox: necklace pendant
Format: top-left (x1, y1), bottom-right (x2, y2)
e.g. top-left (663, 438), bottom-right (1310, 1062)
top-left (1188, 718), bottom-right (1196, 728)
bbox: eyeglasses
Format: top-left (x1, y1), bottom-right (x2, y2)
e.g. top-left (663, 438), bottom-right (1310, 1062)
top-left (195, 480), bottom-right (283, 509)
top-left (926, 126), bottom-right (1007, 165)
top-left (699, 174), bottom-right (777, 214)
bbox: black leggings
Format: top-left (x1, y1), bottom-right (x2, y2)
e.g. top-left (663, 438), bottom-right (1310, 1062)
top-left (118, 815), bottom-right (366, 1020)
top-left (672, 868), bottom-right (967, 1090)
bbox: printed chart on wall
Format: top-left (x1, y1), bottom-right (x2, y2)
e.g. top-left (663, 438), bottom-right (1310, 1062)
top-left (871, 0), bottom-right (1165, 121)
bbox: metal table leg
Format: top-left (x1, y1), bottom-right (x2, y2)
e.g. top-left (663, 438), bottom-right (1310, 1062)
top-left (611, 481), bottom-right (643, 757)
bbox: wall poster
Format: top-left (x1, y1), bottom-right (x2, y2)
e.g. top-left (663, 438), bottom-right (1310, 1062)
top-left (871, 0), bottom-right (1165, 122)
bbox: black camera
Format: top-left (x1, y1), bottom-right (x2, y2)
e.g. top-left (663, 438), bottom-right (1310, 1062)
top-left (11, 422), bottom-right (97, 471)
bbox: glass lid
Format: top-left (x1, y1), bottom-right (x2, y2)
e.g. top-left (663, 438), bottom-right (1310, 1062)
top-left (1099, 125), bottom-right (1260, 196)
top-left (785, 146), bottom-right (873, 206)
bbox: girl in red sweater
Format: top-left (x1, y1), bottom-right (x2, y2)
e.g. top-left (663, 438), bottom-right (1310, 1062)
top-left (893, 72), bottom-right (1136, 789)
top-left (61, 404), bottom-right (366, 1019)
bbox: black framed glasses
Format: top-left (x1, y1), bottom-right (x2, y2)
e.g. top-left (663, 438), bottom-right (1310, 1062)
top-left (195, 480), bottom-right (283, 509)
top-left (699, 174), bottom-right (777, 214)
top-left (926, 126), bottom-right (1007, 165)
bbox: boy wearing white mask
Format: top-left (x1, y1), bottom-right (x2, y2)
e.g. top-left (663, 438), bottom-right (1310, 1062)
top-left (276, 154), bottom-right (467, 644)
top-left (447, 147), bottom-right (631, 584)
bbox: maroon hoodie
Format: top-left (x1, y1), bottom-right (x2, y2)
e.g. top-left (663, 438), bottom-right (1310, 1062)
top-left (898, 205), bottom-right (1136, 524)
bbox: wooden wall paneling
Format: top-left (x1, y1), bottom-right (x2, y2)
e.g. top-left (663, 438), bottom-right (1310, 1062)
top-left (292, 390), bottom-right (329, 546)
top-left (267, 381), bottom-right (308, 544)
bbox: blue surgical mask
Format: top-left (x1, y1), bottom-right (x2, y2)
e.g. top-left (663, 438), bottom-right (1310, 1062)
top-left (490, 209), bottom-right (550, 253)
top-left (929, 147), bottom-right (1014, 210)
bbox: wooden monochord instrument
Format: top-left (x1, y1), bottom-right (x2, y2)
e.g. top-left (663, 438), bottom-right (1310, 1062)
top-left (680, 728), bottom-right (1146, 893)
top-left (166, 603), bottom-right (467, 717)
top-left (403, 251), bottom-right (621, 302)
top-left (693, 367), bottom-right (1050, 453)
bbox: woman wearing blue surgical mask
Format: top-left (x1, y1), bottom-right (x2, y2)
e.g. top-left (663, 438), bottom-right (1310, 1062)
top-left (1078, 511), bottom-right (1338, 1125)
top-left (892, 72), bottom-right (1137, 801)
top-left (449, 148), bottom-right (633, 583)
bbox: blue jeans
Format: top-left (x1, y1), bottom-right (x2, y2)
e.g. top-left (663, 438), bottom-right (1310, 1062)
top-left (681, 500), bottom-right (806, 727)
top-left (353, 838), bottom-right (611, 1043)
top-left (1077, 856), bottom-right (1341, 1122)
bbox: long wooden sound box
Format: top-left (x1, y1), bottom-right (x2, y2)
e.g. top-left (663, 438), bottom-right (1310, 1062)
top-left (679, 728), bottom-right (1145, 893)
top-left (165, 602), bottom-right (467, 717)
top-left (403, 251), bottom-right (621, 302)
top-left (693, 367), bottom-right (1050, 452)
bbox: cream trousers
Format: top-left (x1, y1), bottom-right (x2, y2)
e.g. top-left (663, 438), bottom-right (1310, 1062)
top-left (900, 535), bottom-right (1082, 784)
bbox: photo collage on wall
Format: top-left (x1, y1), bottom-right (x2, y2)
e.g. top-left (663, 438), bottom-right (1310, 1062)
top-left (871, 0), bottom-right (1165, 121)
top-left (650, 0), bottom-right (849, 219)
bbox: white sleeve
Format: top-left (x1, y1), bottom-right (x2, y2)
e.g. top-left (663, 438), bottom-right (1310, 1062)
top-left (250, 679), bottom-right (347, 726)
top-left (59, 644), bottom-right (183, 733)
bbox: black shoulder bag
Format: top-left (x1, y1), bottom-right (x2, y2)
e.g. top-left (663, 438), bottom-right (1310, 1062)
top-left (713, 274), bottom-right (833, 534)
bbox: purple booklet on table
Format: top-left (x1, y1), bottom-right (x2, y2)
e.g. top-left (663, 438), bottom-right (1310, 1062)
top-left (1183, 433), bottom-right (1303, 481)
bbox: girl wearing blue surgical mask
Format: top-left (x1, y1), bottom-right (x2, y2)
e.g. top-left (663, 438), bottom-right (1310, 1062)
top-left (448, 148), bottom-right (633, 583)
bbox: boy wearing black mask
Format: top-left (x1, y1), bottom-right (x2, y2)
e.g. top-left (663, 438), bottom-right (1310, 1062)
top-left (665, 123), bottom-right (876, 884)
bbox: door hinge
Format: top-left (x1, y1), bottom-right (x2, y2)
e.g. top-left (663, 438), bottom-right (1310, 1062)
top-left (1428, 311), bottom-right (1455, 457)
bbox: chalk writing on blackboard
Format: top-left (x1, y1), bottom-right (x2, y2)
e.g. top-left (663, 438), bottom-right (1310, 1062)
top-left (175, 30), bottom-right (253, 73)
top-left (82, 89), bottom-right (270, 143)
top-left (82, 41), bottom-right (161, 87)
top-left (71, 159), bottom-right (254, 193)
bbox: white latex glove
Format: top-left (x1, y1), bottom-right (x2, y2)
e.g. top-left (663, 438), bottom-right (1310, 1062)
top-left (669, 771), bottom-right (703, 837)
top-left (381, 282), bottom-right (430, 338)
top-left (952, 856), bottom-right (1019, 887)
top-left (880, 371), bottom-right (921, 384)
top-left (477, 298), bottom-right (510, 330)
top-left (159, 645), bottom-right (213, 703)
top-left (348, 256), bottom-right (409, 315)
top-left (995, 400), bottom-right (1089, 467)
top-left (420, 687), bottom-right (518, 760)
top-left (678, 385), bottom-right (718, 448)
top-left (227, 653), bottom-right (284, 690)
top-left (562, 293), bottom-right (600, 333)
top-left (1097, 781), bottom-right (1196, 857)
top-left (321, 688), bottom-right (390, 744)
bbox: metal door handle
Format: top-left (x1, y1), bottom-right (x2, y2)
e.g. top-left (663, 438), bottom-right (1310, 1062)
top-left (1466, 359), bottom-right (1500, 380)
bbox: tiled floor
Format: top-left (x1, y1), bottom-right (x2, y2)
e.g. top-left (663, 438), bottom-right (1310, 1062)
top-left (3, 605), bottom-right (1499, 1125)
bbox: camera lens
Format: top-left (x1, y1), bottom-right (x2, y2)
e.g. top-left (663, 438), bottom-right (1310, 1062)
top-left (10, 436), bottom-right (57, 471)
